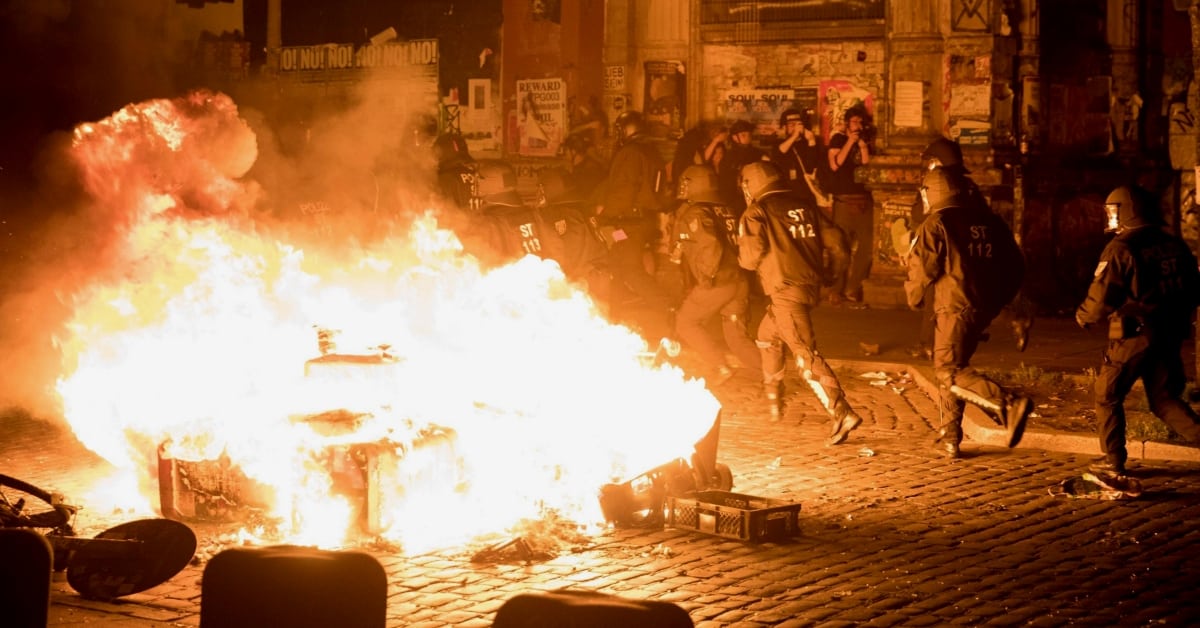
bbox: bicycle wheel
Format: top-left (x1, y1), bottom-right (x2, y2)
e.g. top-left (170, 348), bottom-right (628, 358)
top-left (0, 473), bottom-right (74, 533)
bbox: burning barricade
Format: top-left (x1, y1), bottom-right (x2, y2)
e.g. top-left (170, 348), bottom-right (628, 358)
top-left (47, 89), bottom-right (729, 555)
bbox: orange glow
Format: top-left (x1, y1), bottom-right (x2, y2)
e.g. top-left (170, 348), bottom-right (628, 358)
top-left (53, 91), bottom-right (720, 553)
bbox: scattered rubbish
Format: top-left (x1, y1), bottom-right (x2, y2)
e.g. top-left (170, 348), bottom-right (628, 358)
top-left (859, 342), bottom-right (880, 356)
top-left (890, 386), bottom-right (906, 394)
top-left (767, 456), bottom-right (782, 470)
top-left (858, 448), bottom-right (875, 457)
top-left (1049, 472), bottom-right (1143, 500)
top-left (860, 371), bottom-right (889, 379)
top-left (648, 543), bottom-right (672, 557)
top-left (869, 379), bottom-right (888, 387)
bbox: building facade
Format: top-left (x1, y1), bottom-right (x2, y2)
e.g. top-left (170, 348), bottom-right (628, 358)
top-left (181, 0), bottom-right (1191, 311)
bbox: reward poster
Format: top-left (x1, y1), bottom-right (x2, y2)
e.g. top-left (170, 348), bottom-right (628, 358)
top-left (516, 78), bottom-right (566, 157)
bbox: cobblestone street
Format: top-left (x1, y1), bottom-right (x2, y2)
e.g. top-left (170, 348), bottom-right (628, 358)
top-left (9, 348), bottom-right (1200, 627)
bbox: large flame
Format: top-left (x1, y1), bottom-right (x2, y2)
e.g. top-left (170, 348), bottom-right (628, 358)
top-left (53, 90), bottom-right (720, 553)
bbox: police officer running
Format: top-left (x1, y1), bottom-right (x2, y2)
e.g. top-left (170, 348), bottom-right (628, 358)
top-left (597, 110), bottom-right (672, 340)
top-left (671, 165), bottom-right (762, 387)
top-left (1075, 184), bottom-right (1200, 475)
top-left (737, 161), bottom-right (863, 445)
top-left (905, 167), bottom-right (1031, 459)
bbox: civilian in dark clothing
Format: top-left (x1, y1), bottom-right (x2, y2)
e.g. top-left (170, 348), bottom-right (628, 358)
top-left (718, 119), bottom-right (765, 216)
top-left (1075, 184), bottom-right (1200, 476)
top-left (669, 121), bottom-right (725, 188)
top-left (826, 106), bottom-right (874, 306)
top-left (769, 108), bottom-right (826, 211)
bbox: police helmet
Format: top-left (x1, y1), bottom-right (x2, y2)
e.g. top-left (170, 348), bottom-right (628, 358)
top-left (474, 159), bottom-right (524, 208)
top-left (739, 161), bottom-right (788, 203)
top-left (1104, 185), bottom-right (1159, 234)
top-left (677, 165), bottom-right (723, 205)
top-left (919, 168), bottom-right (969, 213)
top-left (614, 110), bottom-right (645, 143)
top-left (536, 167), bottom-right (582, 207)
top-left (433, 133), bottom-right (472, 167)
top-left (921, 137), bottom-right (968, 173)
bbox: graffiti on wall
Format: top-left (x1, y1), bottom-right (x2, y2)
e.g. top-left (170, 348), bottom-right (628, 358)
top-left (818, 80), bottom-right (874, 143)
top-left (951, 0), bottom-right (990, 32)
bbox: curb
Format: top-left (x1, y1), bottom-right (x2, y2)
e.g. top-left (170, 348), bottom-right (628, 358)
top-left (831, 358), bottom-right (1200, 465)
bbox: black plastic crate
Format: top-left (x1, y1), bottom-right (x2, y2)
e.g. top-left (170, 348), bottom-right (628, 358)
top-left (666, 490), bottom-right (800, 542)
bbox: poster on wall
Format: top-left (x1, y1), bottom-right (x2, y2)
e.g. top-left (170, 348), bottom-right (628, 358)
top-left (817, 80), bottom-right (875, 143)
top-left (721, 88), bottom-right (798, 145)
top-left (644, 60), bottom-right (685, 139)
top-left (894, 81), bottom-right (923, 128)
top-left (516, 77), bottom-right (566, 157)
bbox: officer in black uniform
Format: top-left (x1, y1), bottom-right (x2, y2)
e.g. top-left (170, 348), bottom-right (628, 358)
top-left (1075, 184), bottom-right (1200, 475)
top-left (597, 110), bottom-right (671, 339)
top-left (671, 164), bottom-right (761, 387)
top-left (473, 159), bottom-right (557, 266)
top-left (535, 166), bottom-right (608, 292)
top-left (919, 137), bottom-right (1035, 353)
top-left (433, 132), bottom-right (476, 211)
top-left (905, 167), bottom-right (1031, 459)
top-left (737, 161), bottom-right (862, 445)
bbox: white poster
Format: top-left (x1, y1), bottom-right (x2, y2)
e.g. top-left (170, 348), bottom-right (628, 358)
top-left (894, 81), bottom-right (924, 128)
top-left (516, 78), bottom-right (566, 157)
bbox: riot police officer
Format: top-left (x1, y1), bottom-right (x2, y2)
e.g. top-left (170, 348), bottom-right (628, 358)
top-left (472, 159), bottom-right (556, 265)
top-left (535, 166), bottom-right (608, 291)
top-left (671, 165), bottom-right (761, 387)
top-left (433, 132), bottom-right (476, 211)
top-left (737, 161), bottom-right (862, 445)
top-left (597, 110), bottom-right (672, 340)
top-left (919, 137), bottom-right (1035, 352)
top-left (905, 167), bottom-right (1031, 459)
top-left (1075, 184), bottom-right (1200, 475)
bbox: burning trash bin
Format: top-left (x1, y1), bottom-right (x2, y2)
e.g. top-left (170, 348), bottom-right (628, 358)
top-left (597, 409), bottom-right (731, 527)
top-left (157, 336), bottom-right (464, 539)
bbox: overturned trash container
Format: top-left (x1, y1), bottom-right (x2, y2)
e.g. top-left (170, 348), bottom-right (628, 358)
top-left (597, 409), bottom-right (731, 527)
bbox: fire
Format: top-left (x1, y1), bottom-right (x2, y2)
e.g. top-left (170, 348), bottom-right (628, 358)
top-left (52, 90), bottom-right (720, 553)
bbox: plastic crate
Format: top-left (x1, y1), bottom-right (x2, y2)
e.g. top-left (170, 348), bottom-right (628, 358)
top-left (666, 490), bottom-right (801, 542)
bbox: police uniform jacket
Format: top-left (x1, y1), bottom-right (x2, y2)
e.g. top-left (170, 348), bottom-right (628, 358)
top-left (674, 201), bottom-right (742, 289)
top-left (904, 193), bottom-right (1024, 321)
top-left (601, 134), bottom-right (663, 221)
top-left (738, 192), bottom-right (847, 298)
top-left (483, 204), bottom-right (563, 263)
top-left (537, 201), bottom-right (607, 278)
top-left (1075, 225), bottom-right (1200, 340)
